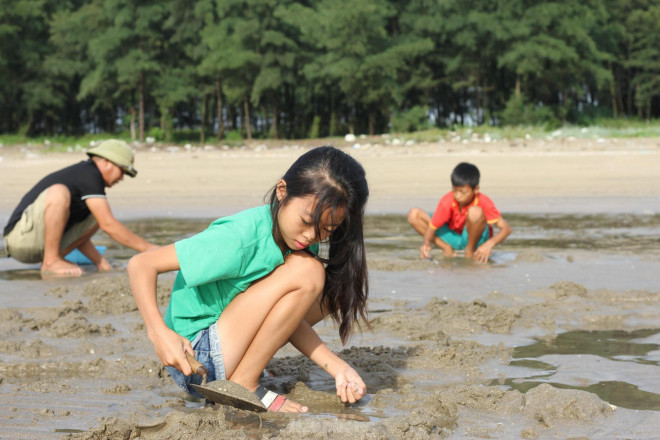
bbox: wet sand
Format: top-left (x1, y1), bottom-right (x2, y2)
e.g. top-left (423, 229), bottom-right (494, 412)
top-left (0, 137), bottom-right (659, 439)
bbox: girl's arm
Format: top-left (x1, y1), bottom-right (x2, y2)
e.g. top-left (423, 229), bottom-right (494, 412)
top-left (289, 320), bottom-right (366, 404)
top-left (127, 244), bottom-right (194, 375)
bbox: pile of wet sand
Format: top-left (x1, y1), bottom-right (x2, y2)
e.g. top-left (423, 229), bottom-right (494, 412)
top-left (2, 270), bottom-right (657, 439)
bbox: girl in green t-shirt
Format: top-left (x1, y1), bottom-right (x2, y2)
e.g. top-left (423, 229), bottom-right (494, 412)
top-left (129, 146), bottom-right (369, 413)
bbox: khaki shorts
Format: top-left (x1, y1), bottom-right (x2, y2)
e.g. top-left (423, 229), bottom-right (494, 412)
top-left (4, 189), bottom-right (97, 264)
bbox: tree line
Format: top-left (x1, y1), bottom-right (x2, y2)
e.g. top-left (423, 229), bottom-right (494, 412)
top-left (2, 0), bottom-right (659, 142)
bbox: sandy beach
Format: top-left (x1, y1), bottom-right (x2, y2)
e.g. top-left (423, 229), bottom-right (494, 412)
top-left (0, 136), bottom-right (659, 439)
top-left (2, 136), bottom-right (659, 218)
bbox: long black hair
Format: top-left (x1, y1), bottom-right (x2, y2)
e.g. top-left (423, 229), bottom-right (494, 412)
top-left (269, 146), bottom-right (369, 344)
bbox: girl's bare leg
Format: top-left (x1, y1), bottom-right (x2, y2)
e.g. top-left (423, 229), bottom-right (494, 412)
top-left (216, 251), bottom-right (325, 412)
top-left (302, 295), bottom-right (325, 327)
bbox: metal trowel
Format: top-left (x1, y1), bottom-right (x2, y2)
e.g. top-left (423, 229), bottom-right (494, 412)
top-left (185, 352), bottom-right (267, 412)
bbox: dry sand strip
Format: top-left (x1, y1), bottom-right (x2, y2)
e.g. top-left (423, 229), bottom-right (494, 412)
top-left (1, 138), bottom-right (659, 220)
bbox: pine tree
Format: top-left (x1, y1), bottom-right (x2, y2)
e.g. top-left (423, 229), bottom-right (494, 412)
top-left (79, 0), bottom-right (167, 142)
top-left (626, 2), bottom-right (660, 119)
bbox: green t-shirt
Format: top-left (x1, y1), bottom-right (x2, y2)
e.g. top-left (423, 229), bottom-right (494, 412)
top-left (165, 205), bottom-right (318, 341)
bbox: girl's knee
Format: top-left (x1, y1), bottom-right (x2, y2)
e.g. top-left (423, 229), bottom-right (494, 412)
top-left (283, 251), bottom-right (325, 293)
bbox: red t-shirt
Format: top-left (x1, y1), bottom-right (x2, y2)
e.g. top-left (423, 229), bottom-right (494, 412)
top-left (430, 191), bottom-right (501, 233)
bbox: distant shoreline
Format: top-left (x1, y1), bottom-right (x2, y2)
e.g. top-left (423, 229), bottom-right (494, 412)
top-left (1, 138), bottom-right (659, 224)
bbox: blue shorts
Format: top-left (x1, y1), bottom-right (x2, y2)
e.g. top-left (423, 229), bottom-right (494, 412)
top-left (434, 224), bottom-right (491, 250)
top-left (166, 322), bottom-right (226, 398)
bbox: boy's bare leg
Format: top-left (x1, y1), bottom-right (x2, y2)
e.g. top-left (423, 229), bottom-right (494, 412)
top-left (216, 252), bottom-right (325, 413)
top-left (41, 184), bottom-right (84, 277)
top-left (464, 206), bottom-right (486, 259)
top-left (407, 208), bottom-right (454, 255)
top-left (407, 208), bottom-right (432, 236)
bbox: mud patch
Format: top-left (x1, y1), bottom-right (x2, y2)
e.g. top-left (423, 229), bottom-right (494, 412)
top-left (266, 345), bottom-right (407, 393)
top-left (0, 309), bottom-right (31, 338)
top-left (82, 273), bottom-right (172, 315)
top-left (48, 285), bottom-right (70, 298)
top-left (410, 340), bottom-right (512, 377)
top-left (370, 298), bottom-right (523, 338)
top-left (63, 382), bottom-right (614, 440)
top-left (521, 384), bottom-right (614, 427)
top-left (104, 384), bottom-right (131, 394)
top-left (42, 312), bottom-right (115, 338)
top-left (514, 251), bottom-right (547, 263)
top-left (0, 339), bottom-right (57, 357)
top-left (63, 410), bottom-right (261, 440)
top-left (367, 257), bottom-right (434, 272)
top-left (0, 264), bottom-right (658, 438)
top-left (549, 281), bottom-right (588, 298)
top-left (0, 301), bottom-right (114, 338)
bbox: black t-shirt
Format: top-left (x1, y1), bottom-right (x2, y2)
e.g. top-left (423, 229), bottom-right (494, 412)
top-left (3, 159), bottom-right (106, 236)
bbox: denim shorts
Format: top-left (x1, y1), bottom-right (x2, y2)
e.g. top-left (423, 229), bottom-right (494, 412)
top-left (167, 322), bottom-right (226, 398)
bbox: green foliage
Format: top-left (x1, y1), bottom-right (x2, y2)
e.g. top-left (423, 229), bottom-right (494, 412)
top-left (3, 0), bottom-right (660, 138)
top-left (625, 4), bottom-right (660, 117)
top-left (224, 129), bottom-right (243, 143)
top-left (496, 0), bottom-right (612, 116)
top-left (391, 106), bottom-right (429, 133)
top-left (147, 127), bottom-right (165, 141)
top-left (0, 0), bottom-right (73, 134)
top-left (499, 94), bottom-right (559, 128)
top-left (309, 116), bottom-right (321, 139)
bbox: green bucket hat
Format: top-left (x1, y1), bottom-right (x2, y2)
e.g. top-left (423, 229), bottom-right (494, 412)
top-left (87, 139), bottom-right (138, 177)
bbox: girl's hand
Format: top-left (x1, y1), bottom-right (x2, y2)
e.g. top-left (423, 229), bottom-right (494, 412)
top-left (335, 365), bottom-right (367, 404)
top-left (149, 326), bottom-right (194, 376)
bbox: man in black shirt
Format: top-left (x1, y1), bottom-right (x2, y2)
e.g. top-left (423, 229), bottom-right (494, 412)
top-left (3, 139), bottom-right (158, 276)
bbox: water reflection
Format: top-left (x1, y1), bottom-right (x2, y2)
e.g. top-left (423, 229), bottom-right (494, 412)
top-left (514, 329), bottom-right (660, 363)
top-left (499, 379), bottom-right (660, 411)
top-left (495, 329), bottom-right (660, 410)
top-left (1, 212), bottom-right (659, 280)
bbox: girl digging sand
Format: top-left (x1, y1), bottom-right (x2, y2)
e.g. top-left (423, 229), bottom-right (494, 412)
top-left (128, 146), bottom-right (369, 412)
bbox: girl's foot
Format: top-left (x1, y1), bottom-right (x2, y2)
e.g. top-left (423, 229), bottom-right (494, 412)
top-left (254, 385), bottom-right (308, 413)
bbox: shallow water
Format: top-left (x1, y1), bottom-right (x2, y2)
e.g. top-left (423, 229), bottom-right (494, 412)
top-left (367, 212), bottom-right (660, 258)
top-left (492, 329), bottom-right (660, 411)
top-left (2, 212), bottom-right (659, 279)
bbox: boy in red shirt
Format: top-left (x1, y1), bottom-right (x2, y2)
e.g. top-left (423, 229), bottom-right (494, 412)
top-left (408, 162), bottom-right (511, 263)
